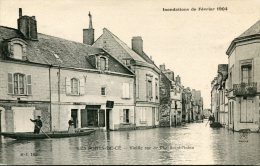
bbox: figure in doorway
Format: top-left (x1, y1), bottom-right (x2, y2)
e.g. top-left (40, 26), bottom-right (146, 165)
top-left (68, 117), bottom-right (75, 133)
top-left (30, 116), bottom-right (43, 134)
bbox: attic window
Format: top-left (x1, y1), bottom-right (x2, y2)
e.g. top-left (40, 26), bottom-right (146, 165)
top-left (97, 55), bottom-right (108, 71)
top-left (8, 39), bottom-right (27, 60)
top-left (13, 44), bottom-right (23, 59)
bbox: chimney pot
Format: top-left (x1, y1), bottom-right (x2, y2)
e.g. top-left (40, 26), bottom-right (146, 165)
top-left (19, 8), bottom-right (22, 17)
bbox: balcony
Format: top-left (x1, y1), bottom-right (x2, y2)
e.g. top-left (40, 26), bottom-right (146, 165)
top-left (233, 82), bottom-right (257, 96)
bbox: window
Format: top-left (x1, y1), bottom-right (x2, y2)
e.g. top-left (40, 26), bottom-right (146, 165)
top-left (14, 73), bottom-right (25, 95)
top-left (122, 83), bottom-right (130, 98)
top-left (13, 44), bottom-right (23, 59)
top-left (71, 78), bottom-right (79, 95)
top-left (147, 80), bottom-right (152, 100)
top-left (100, 57), bottom-right (106, 71)
top-left (241, 65), bottom-right (252, 84)
top-left (65, 77), bottom-right (84, 96)
top-left (123, 109), bottom-right (130, 123)
top-left (155, 82), bottom-right (158, 99)
top-left (8, 73), bottom-right (31, 95)
top-left (101, 87), bottom-right (106, 96)
top-left (123, 59), bottom-right (131, 66)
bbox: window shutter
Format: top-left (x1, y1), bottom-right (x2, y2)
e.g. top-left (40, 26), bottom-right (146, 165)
top-left (65, 77), bottom-right (71, 95)
top-left (120, 109), bottom-right (123, 123)
top-left (130, 109), bottom-right (134, 124)
top-left (123, 109), bottom-right (126, 123)
top-left (8, 73), bottom-right (13, 94)
top-left (122, 83), bottom-right (125, 98)
top-left (27, 75), bottom-right (32, 95)
top-left (79, 77), bottom-right (85, 95)
top-left (126, 83), bottom-right (130, 98)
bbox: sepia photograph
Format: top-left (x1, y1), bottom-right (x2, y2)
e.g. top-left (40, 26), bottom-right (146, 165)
top-left (0, 0), bottom-right (260, 165)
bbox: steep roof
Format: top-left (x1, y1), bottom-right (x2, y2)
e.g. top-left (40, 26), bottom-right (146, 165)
top-left (0, 26), bottom-right (133, 75)
top-left (94, 28), bottom-right (160, 73)
top-left (239, 20), bottom-right (260, 38)
top-left (227, 19), bottom-right (260, 55)
top-left (102, 28), bottom-right (147, 63)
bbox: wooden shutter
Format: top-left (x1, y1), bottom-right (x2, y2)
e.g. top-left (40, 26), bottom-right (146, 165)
top-left (119, 109), bottom-right (123, 123)
top-left (79, 77), bottom-right (85, 95)
top-left (8, 73), bottom-right (13, 94)
top-left (27, 75), bottom-right (32, 95)
top-left (123, 109), bottom-right (126, 123)
top-left (122, 83), bottom-right (125, 98)
top-left (125, 83), bottom-right (130, 98)
top-left (65, 77), bottom-right (71, 95)
top-left (130, 109), bottom-right (134, 124)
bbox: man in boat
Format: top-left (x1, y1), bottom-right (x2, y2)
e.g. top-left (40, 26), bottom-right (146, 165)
top-left (30, 116), bottom-right (43, 134)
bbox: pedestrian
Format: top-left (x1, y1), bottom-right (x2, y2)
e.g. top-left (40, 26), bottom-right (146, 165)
top-left (212, 114), bottom-right (215, 123)
top-left (68, 117), bottom-right (75, 133)
top-left (30, 116), bottom-right (43, 134)
top-left (208, 115), bottom-right (213, 124)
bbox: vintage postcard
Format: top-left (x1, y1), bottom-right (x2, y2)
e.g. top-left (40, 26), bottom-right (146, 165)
top-left (0, 0), bottom-right (260, 165)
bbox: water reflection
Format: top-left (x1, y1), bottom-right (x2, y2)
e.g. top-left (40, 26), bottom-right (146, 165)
top-left (0, 122), bottom-right (260, 165)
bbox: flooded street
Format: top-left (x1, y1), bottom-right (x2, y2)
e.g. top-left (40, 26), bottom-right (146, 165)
top-left (1, 121), bottom-right (260, 165)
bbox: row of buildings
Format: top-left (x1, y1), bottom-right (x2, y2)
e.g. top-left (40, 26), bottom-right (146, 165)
top-left (211, 20), bottom-right (260, 132)
top-left (0, 9), bottom-right (203, 133)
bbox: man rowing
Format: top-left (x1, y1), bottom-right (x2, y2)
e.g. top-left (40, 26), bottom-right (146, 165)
top-left (30, 116), bottom-right (43, 134)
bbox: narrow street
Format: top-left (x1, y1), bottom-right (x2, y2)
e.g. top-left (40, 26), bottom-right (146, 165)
top-left (1, 121), bottom-right (259, 165)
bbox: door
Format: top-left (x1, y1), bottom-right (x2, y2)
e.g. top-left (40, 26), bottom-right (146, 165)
top-left (81, 109), bottom-right (87, 128)
top-left (87, 109), bottom-right (98, 127)
top-left (71, 109), bottom-right (78, 128)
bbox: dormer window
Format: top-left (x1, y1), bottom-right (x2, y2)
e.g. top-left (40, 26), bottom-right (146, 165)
top-left (13, 43), bottom-right (23, 59)
top-left (96, 55), bottom-right (108, 71)
top-left (7, 38), bottom-right (27, 60)
top-left (100, 57), bottom-right (106, 71)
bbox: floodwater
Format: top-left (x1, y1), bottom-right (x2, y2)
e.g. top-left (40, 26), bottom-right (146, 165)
top-left (0, 121), bottom-right (260, 165)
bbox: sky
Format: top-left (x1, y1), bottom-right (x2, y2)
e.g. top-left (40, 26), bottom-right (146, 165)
top-left (1, 0), bottom-right (260, 108)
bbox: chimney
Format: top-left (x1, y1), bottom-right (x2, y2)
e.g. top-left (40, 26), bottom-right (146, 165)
top-left (132, 36), bottom-right (143, 55)
top-left (176, 75), bottom-right (181, 84)
top-left (159, 64), bottom-right (166, 71)
top-left (19, 8), bottom-right (22, 18)
top-left (83, 12), bottom-right (94, 45)
top-left (17, 8), bottom-right (38, 40)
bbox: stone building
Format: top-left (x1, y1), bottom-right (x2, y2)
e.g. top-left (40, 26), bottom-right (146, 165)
top-left (226, 20), bottom-right (260, 132)
top-left (191, 89), bottom-right (204, 121)
top-left (0, 9), bottom-right (135, 132)
top-left (182, 87), bottom-right (193, 123)
top-left (159, 64), bottom-right (183, 126)
top-left (93, 25), bottom-right (160, 129)
top-left (158, 72), bottom-right (171, 127)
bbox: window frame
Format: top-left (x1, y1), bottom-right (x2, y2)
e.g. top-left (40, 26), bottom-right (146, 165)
top-left (13, 73), bottom-right (26, 95)
top-left (101, 87), bottom-right (106, 96)
top-left (7, 38), bottom-right (27, 60)
top-left (123, 109), bottom-right (130, 123)
top-left (70, 78), bottom-right (79, 95)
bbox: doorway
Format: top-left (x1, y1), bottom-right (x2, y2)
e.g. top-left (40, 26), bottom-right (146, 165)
top-left (81, 109), bottom-right (87, 128)
top-left (87, 109), bottom-right (98, 127)
top-left (71, 109), bottom-right (78, 128)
